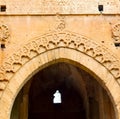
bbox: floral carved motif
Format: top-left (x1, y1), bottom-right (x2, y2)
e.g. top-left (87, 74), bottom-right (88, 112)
top-left (112, 23), bottom-right (120, 44)
top-left (0, 25), bottom-right (10, 42)
top-left (0, 30), bottom-right (120, 97)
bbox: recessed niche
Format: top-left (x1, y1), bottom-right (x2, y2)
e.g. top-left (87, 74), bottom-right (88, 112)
top-left (0, 5), bottom-right (6, 12)
top-left (98, 5), bottom-right (103, 12)
top-left (1, 44), bottom-right (5, 49)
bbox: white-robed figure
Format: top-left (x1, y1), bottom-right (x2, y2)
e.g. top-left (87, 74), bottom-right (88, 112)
top-left (53, 90), bottom-right (62, 104)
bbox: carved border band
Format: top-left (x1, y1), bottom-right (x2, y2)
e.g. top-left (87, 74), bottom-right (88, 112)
top-left (0, 30), bottom-right (120, 97)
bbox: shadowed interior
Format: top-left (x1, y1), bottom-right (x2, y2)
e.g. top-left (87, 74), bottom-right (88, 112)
top-left (11, 62), bottom-right (115, 119)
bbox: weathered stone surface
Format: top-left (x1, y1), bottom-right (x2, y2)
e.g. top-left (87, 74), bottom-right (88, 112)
top-left (0, 0), bottom-right (120, 14)
top-left (0, 0), bottom-right (120, 119)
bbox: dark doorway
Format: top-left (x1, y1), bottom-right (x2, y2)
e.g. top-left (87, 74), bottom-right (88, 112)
top-left (11, 62), bottom-right (116, 119)
top-left (28, 63), bottom-right (86, 119)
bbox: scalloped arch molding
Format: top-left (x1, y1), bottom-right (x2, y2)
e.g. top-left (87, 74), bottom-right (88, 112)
top-left (0, 30), bottom-right (120, 119)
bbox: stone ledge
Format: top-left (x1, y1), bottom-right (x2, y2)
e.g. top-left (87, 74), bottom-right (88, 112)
top-left (0, 0), bottom-right (120, 15)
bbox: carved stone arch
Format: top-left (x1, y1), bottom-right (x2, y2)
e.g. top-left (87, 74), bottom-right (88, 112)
top-left (0, 31), bottom-right (120, 119)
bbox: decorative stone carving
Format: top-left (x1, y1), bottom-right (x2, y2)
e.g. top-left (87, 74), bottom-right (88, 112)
top-left (0, 30), bottom-right (120, 97)
top-left (112, 23), bottom-right (120, 45)
top-left (56, 15), bottom-right (66, 31)
top-left (0, 25), bottom-right (10, 42)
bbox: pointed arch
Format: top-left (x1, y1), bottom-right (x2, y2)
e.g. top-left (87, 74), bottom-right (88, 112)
top-left (0, 31), bottom-right (120, 119)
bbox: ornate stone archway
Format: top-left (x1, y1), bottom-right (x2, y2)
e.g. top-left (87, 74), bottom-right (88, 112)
top-left (0, 30), bottom-right (120, 119)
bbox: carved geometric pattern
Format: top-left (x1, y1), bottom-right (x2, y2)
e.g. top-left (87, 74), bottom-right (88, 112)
top-left (0, 25), bottom-right (10, 42)
top-left (0, 30), bottom-right (120, 97)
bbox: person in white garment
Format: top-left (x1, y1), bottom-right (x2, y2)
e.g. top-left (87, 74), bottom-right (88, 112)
top-left (53, 90), bottom-right (62, 104)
